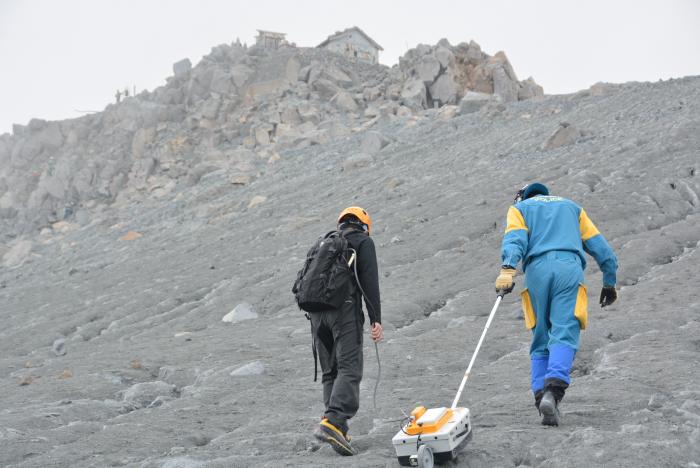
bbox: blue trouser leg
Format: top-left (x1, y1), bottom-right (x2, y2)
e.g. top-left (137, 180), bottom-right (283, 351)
top-left (530, 356), bottom-right (548, 393)
top-left (526, 253), bottom-right (584, 395)
top-left (546, 343), bottom-right (576, 385)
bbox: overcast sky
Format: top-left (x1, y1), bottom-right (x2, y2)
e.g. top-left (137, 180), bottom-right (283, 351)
top-left (1, 0), bottom-right (698, 134)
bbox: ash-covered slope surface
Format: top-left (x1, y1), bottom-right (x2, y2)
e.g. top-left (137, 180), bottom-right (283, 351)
top-left (1, 76), bottom-right (699, 468)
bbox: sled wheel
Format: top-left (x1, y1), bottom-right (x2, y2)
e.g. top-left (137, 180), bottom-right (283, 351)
top-left (417, 444), bottom-right (434, 468)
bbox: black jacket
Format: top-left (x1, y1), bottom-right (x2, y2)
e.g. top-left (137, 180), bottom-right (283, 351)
top-left (342, 227), bottom-right (381, 324)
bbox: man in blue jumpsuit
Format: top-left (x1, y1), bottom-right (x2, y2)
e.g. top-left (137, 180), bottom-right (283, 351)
top-left (495, 183), bottom-right (618, 426)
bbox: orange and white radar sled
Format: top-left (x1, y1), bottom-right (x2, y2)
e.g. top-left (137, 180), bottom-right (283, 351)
top-left (391, 294), bottom-right (504, 467)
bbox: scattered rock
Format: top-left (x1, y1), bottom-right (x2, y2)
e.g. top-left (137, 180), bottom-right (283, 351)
top-left (518, 77), bottom-right (544, 100)
top-left (248, 195), bottom-right (267, 209)
top-left (122, 381), bottom-right (177, 408)
top-left (230, 174), bottom-right (251, 185)
top-left (57, 368), bottom-right (73, 379)
top-left (331, 91), bottom-right (359, 113)
top-left (19, 375), bottom-right (35, 386)
top-left (120, 231), bottom-right (143, 241)
top-left (222, 302), bottom-right (258, 323)
top-left (458, 91), bottom-right (492, 114)
top-left (52, 338), bottom-right (67, 356)
top-left (542, 122), bottom-right (582, 150)
top-left (438, 105), bottom-right (459, 120)
top-left (230, 361), bottom-right (265, 377)
top-left (2, 240), bottom-right (32, 268)
top-left (360, 131), bottom-right (391, 154)
top-left (342, 153), bottom-right (374, 171)
top-left (187, 433), bottom-right (210, 447)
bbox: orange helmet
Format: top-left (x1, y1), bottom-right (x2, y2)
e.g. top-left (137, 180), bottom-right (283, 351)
top-left (337, 206), bottom-right (372, 234)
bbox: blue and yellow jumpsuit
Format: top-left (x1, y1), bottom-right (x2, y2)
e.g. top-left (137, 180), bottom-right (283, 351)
top-left (501, 195), bottom-right (617, 393)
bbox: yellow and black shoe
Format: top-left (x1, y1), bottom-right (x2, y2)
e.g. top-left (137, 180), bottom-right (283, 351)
top-left (313, 418), bottom-right (356, 456)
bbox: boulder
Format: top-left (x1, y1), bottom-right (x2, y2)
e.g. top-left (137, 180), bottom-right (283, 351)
top-left (342, 153), bottom-right (374, 171)
top-left (493, 67), bottom-right (518, 102)
top-left (434, 46), bottom-right (454, 68)
top-left (360, 131), bottom-right (391, 154)
top-left (222, 302), bottom-right (258, 323)
top-left (2, 240), bottom-right (32, 268)
top-left (458, 91), bottom-right (492, 114)
top-left (466, 40), bottom-right (483, 63)
top-left (401, 79), bottom-right (427, 109)
top-left (172, 58), bottom-right (192, 78)
top-left (469, 63), bottom-right (493, 94)
top-left (518, 77), bottom-right (544, 100)
top-left (275, 123), bottom-right (301, 144)
top-left (209, 69), bottom-right (234, 95)
top-left (415, 55), bottom-right (441, 84)
top-left (438, 105), bottom-right (459, 120)
top-left (320, 65), bottom-right (353, 88)
top-left (331, 91), bottom-right (359, 113)
top-left (312, 79), bottom-right (341, 101)
top-left (429, 73), bottom-right (459, 105)
top-left (542, 122), bottom-right (581, 150)
top-left (231, 65), bottom-right (253, 88)
top-left (230, 361), bottom-right (265, 377)
top-left (493, 51), bottom-right (518, 81)
top-left (253, 124), bottom-right (273, 146)
top-left (363, 86), bottom-right (383, 102)
top-left (279, 106), bottom-right (301, 125)
top-left (123, 381), bottom-right (177, 408)
top-left (248, 195), bottom-right (267, 209)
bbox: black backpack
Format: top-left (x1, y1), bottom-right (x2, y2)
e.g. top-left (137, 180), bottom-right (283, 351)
top-left (292, 230), bottom-right (355, 312)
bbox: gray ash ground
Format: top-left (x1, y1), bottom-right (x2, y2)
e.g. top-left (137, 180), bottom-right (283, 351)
top-left (2, 75), bottom-right (700, 467)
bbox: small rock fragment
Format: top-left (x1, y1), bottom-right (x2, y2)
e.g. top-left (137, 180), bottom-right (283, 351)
top-left (52, 338), bottom-right (67, 356)
top-left (222, 302), bottom-right (258, 323)
top-left (230, 361), bottom-right (265, 377)
top-left (120, 231), bottom-right (143, 241)
top-left (248, 195), bottom-right (267, 209)
top-left (542, 122), bottom-right (581, 150)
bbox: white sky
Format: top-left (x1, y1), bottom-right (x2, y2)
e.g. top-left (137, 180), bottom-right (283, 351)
top-left (1, 0), bottom-right (699, 134)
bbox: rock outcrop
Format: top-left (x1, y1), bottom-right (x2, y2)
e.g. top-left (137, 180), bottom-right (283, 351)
top-left (0, 38), bottom-right (543, 238)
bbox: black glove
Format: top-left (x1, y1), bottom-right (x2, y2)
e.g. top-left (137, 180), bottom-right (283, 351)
top-left (599, 286), bottom-right (617, 308)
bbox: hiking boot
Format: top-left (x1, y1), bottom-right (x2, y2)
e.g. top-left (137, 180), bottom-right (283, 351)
top-left (313, 418), bottom-right (356, 456)
top-left (534, 389), bottom-right (544, 411)
top-left (539, 390), bottom-right (560, 426)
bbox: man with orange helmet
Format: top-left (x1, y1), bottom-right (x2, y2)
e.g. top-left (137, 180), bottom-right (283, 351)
top-left (310, 206), bottom-right (383, 456)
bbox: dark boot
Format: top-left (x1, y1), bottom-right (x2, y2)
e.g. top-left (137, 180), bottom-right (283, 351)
top-left (534, 389), bottom-right (544, 411)
top-left (539, 391), bottom-right (560, 426)
top-left (314, 418), bottom-right (356, 456)
top-left (540, 378), bottom-right (568, 426)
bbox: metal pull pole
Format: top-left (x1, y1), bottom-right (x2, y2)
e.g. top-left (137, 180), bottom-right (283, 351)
top-left (451, 294), bottom-right (504, 409)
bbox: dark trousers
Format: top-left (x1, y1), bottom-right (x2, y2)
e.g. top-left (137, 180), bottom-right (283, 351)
top-left (309, 297), bottom-right (363, 435)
